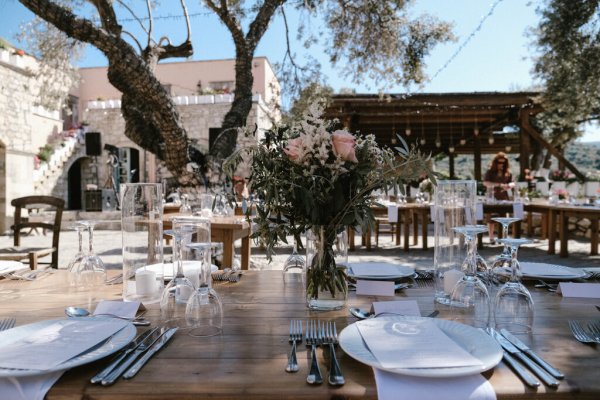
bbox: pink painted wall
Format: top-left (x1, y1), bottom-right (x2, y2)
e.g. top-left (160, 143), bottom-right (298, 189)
top-left (73, 57), bottom-right (280, 112)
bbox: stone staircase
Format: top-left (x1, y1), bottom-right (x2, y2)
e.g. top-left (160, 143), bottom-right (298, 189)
top-left (33, 128), bottom-right (87, 195)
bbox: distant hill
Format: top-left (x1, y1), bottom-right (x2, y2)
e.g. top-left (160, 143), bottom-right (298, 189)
top-left (433, 141), bottom-right (600, 179)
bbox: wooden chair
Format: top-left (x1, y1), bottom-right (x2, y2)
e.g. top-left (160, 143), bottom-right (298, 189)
top-left (0, 196), bottom-right (65, 269)
top-left (374, 204), bottom-right (400, 246)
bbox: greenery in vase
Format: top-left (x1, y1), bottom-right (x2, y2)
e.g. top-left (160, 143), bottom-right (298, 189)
top-left (226, 103), bottom-right (433, 299)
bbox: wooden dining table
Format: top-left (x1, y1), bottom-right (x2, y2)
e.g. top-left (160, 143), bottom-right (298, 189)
top-left (1, 270), bottom-right (600, 399)
top-left (163, 214), bottom-right (252, 270)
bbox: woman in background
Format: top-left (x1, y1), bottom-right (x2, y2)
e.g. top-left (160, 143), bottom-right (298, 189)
top-left (483, 152), bottom-right (514, 243)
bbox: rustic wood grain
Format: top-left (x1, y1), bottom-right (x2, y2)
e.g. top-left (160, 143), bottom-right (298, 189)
top-left (1, 270), bottom-right (599, 399)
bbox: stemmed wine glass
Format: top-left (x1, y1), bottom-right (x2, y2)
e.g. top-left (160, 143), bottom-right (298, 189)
top-left (490, 217), bottom-right (522, 284)
top-left (160, 221), bottom-right (197, 329)
top-left (179, 194), bottom-right (192, 214)
top-left (494, 237), bottom-right (534, 333)
top-left (67, 223), bottom-right (86, 286)
top-left (282, 238), bottom-right (305, 283)
top-left (185, 242), bottom-right (223, 337)
top-left (73, 220), bottom-right (106, 288)
top-left (449, 225), bottom-right (491, 328)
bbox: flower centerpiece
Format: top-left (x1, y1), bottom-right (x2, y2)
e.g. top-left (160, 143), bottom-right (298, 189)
top-left (550, 169), bottom-right (576, 183)
top-left (226, 104), bottom-right (432, 310)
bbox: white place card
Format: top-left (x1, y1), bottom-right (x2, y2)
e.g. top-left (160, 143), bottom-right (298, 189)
top-left (356, 280), bottom-right (395, 297)
top-left (372, 300), bottom-right (421, 317)
top-left (94, 300), bottom-right (142, 319)
top-left (558, 282), bottom-right (600, 298)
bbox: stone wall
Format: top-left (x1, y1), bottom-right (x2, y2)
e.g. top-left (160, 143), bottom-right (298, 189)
top-left (80, 95), bottom-right (272, 195)
top-left (0, 48), bottom-right (63, 231)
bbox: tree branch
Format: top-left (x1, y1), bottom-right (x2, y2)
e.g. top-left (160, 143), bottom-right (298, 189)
top-left (246, 0), bottom-right (285, 51)
top-left (89, 0), bottom-right (121, 35)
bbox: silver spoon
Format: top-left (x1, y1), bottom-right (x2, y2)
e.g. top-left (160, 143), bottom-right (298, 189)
top-left (349, 307), bottom-right (439, 320)
top-left (65, 306), bottom-right (151, 326)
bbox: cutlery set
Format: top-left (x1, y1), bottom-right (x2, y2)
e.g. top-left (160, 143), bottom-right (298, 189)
top-left (486, 328), bottom-right (563, 388)
top-left (90, 326), bottom-right (178, 386)
top-left (212, 269), bottom-right (243, 282)
top-left (0, 268), bottom-right (54, 281)
top-left (286, 320), bottom-right (345, 386)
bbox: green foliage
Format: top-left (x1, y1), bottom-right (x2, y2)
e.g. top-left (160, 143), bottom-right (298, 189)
top-left (37, 144), bottom-right (53, 163)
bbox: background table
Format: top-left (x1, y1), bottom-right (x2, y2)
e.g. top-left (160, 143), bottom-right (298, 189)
top-left (1, 270), bottom-right (600, 399)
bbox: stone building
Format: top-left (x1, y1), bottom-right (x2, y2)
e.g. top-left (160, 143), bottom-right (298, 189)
top-left (0, 47), bottom-right (280, 232)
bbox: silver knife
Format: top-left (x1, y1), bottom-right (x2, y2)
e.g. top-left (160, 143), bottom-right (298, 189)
top-left (492, 329), bottom-right (559, 387)
top-left (500, 329), bottom-right (564, 379)
top-left (91, 327), bottom-right (158, 384)
top-left (101, 326), bottom-right (169, 386)
top-left (123, 327), bottom-right (178, 379)
top-left (483, 328), bottom-right (539, 388)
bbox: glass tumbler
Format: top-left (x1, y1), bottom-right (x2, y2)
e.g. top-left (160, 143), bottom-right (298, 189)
top-left (122, 183), bottom-right (164, 304)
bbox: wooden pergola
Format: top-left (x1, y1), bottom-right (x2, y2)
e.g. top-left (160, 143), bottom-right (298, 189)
top-left (324, 92), bottom-right (585, 181)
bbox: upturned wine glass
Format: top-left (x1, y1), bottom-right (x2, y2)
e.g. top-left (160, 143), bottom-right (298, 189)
top-left (494, 237), bottom-right (534, 333)
top-left (185, 242), bottom-right (223, 337)
top-left (160, 220), bottom-right (199, 328)
top-left (282, 239), bottom-right (305, 283)
top-left (490, 217), bottom-right (522, 284)
top-left (449, 225), bottom-right (491, 328)
top-left (73, 220), bottom-right (106, 288)
top-left (67, 223), bottom-right (86, 286)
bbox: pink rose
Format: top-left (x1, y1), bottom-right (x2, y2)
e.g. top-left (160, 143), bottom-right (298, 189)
top-left (331, 130), bottom-right (358, 163)
top-left (284, 137), bottom-right (303, 162)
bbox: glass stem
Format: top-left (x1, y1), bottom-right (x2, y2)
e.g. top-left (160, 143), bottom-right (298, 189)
top-left (174, 235), bottom-right (185, 278)
top-left (88, 226), bottom-right (94, 253)
top-left (465, 235), bottom-right (477, 277)
top-left (78, 227), bottom-right (83, 253)
top-left (510, 245), bottom-right (520, 282)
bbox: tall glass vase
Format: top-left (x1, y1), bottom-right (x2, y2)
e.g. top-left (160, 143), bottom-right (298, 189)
top-left (122, 183), bottom-right (164, 304)
top-left (305, 226), bottom-right (348, 311)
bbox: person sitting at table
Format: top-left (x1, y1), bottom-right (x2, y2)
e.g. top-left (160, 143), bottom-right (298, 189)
top-left (483, 152), bottom-right (514, 243)
top-left (233, 176), bottom-right (249, 202)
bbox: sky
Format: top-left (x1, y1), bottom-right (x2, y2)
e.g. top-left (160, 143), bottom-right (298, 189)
top-left (0, 0), bottom-right (598, 142)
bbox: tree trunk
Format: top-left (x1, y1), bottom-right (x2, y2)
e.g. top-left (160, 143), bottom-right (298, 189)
top-left (19, 0), bottom-right (203, 186)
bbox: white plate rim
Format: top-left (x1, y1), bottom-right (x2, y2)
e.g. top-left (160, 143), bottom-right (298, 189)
top-left (346, 262), bottom-right (415, 281)
top-left (507, 262), bottom-right (587, 281)
top-left (0, 318), bottom-right (136, 377)
top-left (145, 262), bottom-right (218, 280)
top-left (339, 315), bottom-right (502, 378)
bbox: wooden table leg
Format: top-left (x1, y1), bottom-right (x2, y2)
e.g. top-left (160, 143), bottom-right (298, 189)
top-left (560, 210), bottom-right (568, 258)
top-left (221, 231), bottom-right (235, 268)
top-left (412, 210), bottom-right (418, 245)
top-left (421, 210), bottom-right (428, 250)
top-left (548, 209), bottom-right (556, 255)
top-left (241, 235), bottom-right (250, 270)
top-left (526, 211), bottom-right (533, 237)
top-left (403, 212), bottom-right (410, 251)
top-left (348, 227), bottom-right (356, 251)
top-left (591, 218), bottom-right (599, 256)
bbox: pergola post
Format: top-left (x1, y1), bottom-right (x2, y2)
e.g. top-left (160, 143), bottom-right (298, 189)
top-left (474, 135), bottom-right (482, 181)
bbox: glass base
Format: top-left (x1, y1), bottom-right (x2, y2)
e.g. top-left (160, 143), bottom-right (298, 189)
top-left (307, 297), bottom-right (347, 311)
top-left (494, 320), bottom-right (532, 334)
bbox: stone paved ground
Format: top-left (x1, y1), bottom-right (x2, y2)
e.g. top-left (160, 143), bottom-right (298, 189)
top-left (1, 223), bottom-right (599, 271)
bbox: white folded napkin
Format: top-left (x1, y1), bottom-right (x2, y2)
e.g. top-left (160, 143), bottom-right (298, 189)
top-left (374, 369), bottom-right (496, 400)
top-left (0, 261), bottom-right (26, 274)
top-left (0, 371), bottom-right (63, 400)
top-left (356, 318), bottom-right (482, 369)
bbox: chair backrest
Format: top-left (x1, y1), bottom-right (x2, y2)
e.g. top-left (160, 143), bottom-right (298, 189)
top-left (11, 195), bottom-right (65, 268)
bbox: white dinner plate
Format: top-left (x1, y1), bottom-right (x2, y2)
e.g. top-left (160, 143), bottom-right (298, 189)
top-left (0, 318), bottom-right (136, 377)
top-left (346, 262), bottom-right (415, 281)
top-left (145, 262), bottom-right (218, 280)
top-left (339, 315), bottom-right (502, 378)
top-left (497, 262), bottom-right (587, 281)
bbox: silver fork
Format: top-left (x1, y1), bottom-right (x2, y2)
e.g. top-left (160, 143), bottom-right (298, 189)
top-left (568, 320), bottom-right (597, 343)
top-left (586, 320), bottom-right (600, 341)
top-left (305, 320), bottom-right (323, 385)
top-left (0, 317), bottom-right (16, 331)
top-left (285, 320), bottom-right (302, 373)
top-left (323, 321), bottom-right (345, 386)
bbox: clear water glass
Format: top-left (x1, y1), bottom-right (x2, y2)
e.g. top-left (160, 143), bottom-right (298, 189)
top-left (67, 223), bottom-right (86, 287)
top-left (185, 241), bottom-right (223, 337)
top-left (494, 237), bottom-right (534, 333)
top-left (449, 225), bottom-right (491, 329)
